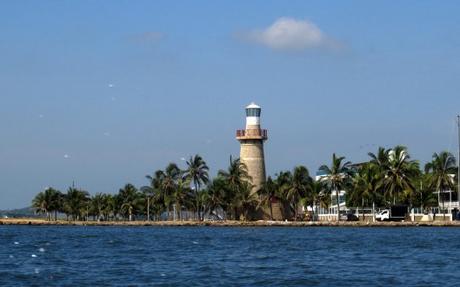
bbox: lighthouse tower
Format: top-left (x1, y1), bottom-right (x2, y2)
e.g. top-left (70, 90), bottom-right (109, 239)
top-left (236, 102), bottom-right (268, 195)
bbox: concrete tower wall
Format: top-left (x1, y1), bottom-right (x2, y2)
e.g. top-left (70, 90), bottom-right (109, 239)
top-left (239, 140), bottom-right (266, 193)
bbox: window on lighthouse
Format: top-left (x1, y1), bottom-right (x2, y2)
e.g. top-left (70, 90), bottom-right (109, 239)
top-left (246, 108), bottom-right (261, 117)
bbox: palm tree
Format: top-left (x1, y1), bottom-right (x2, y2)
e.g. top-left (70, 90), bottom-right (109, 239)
top-left (237, 182), bottom-right (259, 221)
top-left (205, 178), bottom-right (227, 219)
top-left (32, 190), bottom-right (49, 220)
top-left (274, 170), bottom-right (292, 219)
top-left (425, 151), bottom-right (457, 220)
top-left (100, 194), bottom-right (115, 221)
top-left (319, 153), bottom-right (353, 221)
top-left (172, 176), bottom-right (191, 220)
top-left (184, 155), bottom-right (209, 220)
top-left (161, 163), bottom-right (181, 220)
top-left (350, 164), bottom-right (381, 220)
top-left (52, 190), bottom-right (65, 220)
top-left (118, 183), bottom-right (141, 221)
top-left (382, 146), bottom-right (420, 205)
top-left (258, 176), bottom-right (277, 220)
top-left (368, 147), bottom-right (390, 169)
top-left (305, 180), bottom-right (326, 221)
top-left (90, 193), bottom-right (106, 221)
top-left (144, 169), bottom-right (168, 220)
top-left (32, 187), bottom-right (61, 221)
top-left (218, 156), bottom-right (252, 220)
top-left (143, 170), bottom-right (164, 222)
top-left (413, 173), bottom-right (437, 213)
top-left (65, 187), bottom-right (90, 221)
top-left (283, 166), bottom-right (313, 221)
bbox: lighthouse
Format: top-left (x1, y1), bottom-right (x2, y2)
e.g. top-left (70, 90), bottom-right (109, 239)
top-left (236, 102), bottom-right (268, 196)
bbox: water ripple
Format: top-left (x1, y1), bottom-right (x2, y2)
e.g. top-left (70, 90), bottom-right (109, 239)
top-left (1, 226), bottom-right (460, 286)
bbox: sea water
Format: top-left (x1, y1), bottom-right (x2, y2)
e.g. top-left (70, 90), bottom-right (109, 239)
top-left (1, 226), bottom-right (460, 286)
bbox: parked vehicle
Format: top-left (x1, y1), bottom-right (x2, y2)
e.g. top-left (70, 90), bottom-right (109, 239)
top-left (346, 213), bottom-right (359, 221)
top-left (376, 206), bottom-right (407, 221)
top-left (340, 212), bottom-right (359, 221)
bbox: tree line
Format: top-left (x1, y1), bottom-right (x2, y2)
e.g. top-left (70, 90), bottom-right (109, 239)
top-left (32, 146), bottom-right (459, 221)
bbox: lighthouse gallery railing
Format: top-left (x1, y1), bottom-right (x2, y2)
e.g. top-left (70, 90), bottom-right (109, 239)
top-left (236, 129), bottom-right (268, 139)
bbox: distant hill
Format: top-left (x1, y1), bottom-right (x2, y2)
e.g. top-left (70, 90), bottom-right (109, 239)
top-left (0, 206), bottom-right (38, 218)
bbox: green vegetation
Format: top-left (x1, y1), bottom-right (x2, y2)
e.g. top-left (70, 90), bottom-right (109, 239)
top-left (319, 154), bottom-right (353, 221)
top-left (31, 147), bottom-right (459, 221)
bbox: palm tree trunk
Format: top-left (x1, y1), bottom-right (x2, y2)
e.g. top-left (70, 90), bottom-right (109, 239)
top-left (442, 192), bottom-right (446, 221)
top-left (336, 188), bottom-right (340, 222)
top-left (147, 197), bottom-right (150, 222)
top-left (294, 203), bottom-right (297, 221)
top-left (311, 204), bottom-right (315, 222)
top-left (269, 200), bottom-right (273, 220)
top-left (195, 182), bottom-right (200, 221)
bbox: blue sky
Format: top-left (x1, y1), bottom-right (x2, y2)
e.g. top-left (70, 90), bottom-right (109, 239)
top-left (1, 1), bottom-right (460, 208)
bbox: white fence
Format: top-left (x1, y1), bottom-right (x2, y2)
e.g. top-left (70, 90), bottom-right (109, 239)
top-left (315, 206), bottom-right (457, 222)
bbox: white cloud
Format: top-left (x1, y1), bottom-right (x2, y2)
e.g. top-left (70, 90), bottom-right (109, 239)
top-left (243, 17), bottom-right (339, 51)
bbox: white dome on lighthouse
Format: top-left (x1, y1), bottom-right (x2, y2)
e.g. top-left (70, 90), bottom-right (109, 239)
top-left (246, 102), bottom-right (261, 109)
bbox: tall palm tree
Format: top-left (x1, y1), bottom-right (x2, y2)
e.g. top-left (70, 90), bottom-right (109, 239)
top-left (205, 178), bottom-right (227, 219)
top-left (351, 164), bottom-right (381, 220)
top-left (161, 163), bottom-right (181, 220)
top-left (146, 169), bottom-right (169, 220)
top-left (100, 194), bottom-right (115, 221)
top-left (319, 153), bottom-right (353, 221)
top-left (368, 147), bottom-right (390, 169)
top-left (283, 166), bottom-right (313, 221)
top-left (65, 187), bottom-right (90, 221)
top-left (32, 187), bottom-right (60, 221)
top-left (172, 176), bottom-right (191, 220)
top-left (414, 173), bottom-right (438, 213)
top-left (258, 176), bottom-right (277, 220)
top-left (305, 180), bottom-right (326, 221)
top-left (382, 146), bottom-right (420, 205)
top-left (236, 182), bottom-right (259, 221)
top-left (143, 170), bottom-right (165, 221)
top-left (274, 170), bottom-right (292, 219)
top-left (90, 193), bottom-right (106, 221)
top-left (52, 190), bottom-right (65, 221)
top-left (425, 151), bottom-right (457, 220)
top-left (118, 183), bottom-right (141, 221)
top-left (218, 156), bottom-right (252, 220)
top-left (32, 190), bottom-right (49, 220)
top-left (184, 155), bottom-right (209, 220)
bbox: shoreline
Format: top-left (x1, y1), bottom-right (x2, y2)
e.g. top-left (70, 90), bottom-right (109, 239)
top-left (2, 218), bottom-right (460, 227)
